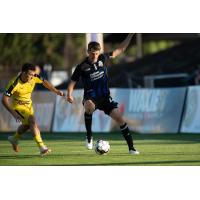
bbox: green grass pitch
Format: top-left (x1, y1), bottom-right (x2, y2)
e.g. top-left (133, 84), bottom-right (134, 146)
top-left (0, 132), bottom-right (200, 166)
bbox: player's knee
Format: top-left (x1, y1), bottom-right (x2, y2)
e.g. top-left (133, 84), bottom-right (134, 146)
top-left (116, 117), bottom-right (125, 126)
top-left (18, 125), bottom-right (29, 134)
top-left (84, 100), bottom-right (95, 114)
top-left (28, 116), bottom-right (37, 129)
top-left (85, 108), bottom-right (94, 115)
top-left (30, 122), bottom-right (37, 129)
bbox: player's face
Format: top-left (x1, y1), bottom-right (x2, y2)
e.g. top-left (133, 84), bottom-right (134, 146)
top-left (24, 70), bottom-right (35, 82)
top-left (88, 49), bottom-right (100, 63)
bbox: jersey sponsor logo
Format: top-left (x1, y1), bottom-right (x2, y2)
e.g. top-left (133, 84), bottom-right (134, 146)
top-left (90, 71), bottom-right (104, 81)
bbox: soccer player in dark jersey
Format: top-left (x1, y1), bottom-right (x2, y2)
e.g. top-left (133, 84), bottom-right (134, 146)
top-left (67, 33), bottom-right (139, 155)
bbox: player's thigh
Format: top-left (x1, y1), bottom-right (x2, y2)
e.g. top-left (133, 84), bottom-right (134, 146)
top-left (109, 108), bottom-right (125, 126)
top-left (99, 97), bottom-right (118, 116)
top-left (28, 115), bottom-right (38, 128)
top-left (84, 100), bottom-right (95, 114)
top-left (17, 124), bottom-right (30, 134)
top-left (14, 105), bottom-right (33, 126)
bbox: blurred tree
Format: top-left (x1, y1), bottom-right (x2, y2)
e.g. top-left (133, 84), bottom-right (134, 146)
top-left (0, 33), bottom-right (85, 77)
top-left (64, 33), bottom-right (86, 75)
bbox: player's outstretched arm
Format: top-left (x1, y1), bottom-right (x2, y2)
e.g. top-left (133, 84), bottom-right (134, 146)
top-left (42, 80), bottom-right (64, 96)
top-left (111, 33), bottom-right (135, 58)
top-left (66, 80), bottom-right (76, 103)
top-left (1, 95), bottom-right (23, 123)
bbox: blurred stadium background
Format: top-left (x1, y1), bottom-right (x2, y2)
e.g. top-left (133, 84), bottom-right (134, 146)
top-left (0, 33), bottom-right (200, 165)
top-left (1, 33), bottom-right (200, 133)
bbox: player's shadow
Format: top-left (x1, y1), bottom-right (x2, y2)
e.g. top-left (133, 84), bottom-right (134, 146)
top-left (0, 155), bottom-right (40, 160)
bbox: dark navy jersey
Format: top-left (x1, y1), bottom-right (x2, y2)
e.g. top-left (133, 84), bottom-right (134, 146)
top-left (71, 53), bottom-right (113, 99)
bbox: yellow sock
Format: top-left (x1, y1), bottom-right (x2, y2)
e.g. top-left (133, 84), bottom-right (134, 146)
top-left (13, 132), bottom-right (21, 140)
top-left (34, 134), bottom-right (45, 148)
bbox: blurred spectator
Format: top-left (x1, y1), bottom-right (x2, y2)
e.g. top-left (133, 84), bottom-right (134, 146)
top-left (34, 65), bottom-right (47, 90)
top-left (35, 65), bottom-right (41, 75)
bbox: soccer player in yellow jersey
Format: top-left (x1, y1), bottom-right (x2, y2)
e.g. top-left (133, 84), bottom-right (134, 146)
top-left (1, 63), bottom-right (64, 155)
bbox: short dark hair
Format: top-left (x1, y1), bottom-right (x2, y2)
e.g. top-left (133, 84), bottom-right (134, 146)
top-left (88, 41), bottom-right (101, 51)
top-left (21, 63), bottom-right (35, 72)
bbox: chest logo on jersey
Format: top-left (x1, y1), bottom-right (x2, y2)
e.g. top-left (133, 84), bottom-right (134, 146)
top-left (90, 71), bottom-right (104, 81)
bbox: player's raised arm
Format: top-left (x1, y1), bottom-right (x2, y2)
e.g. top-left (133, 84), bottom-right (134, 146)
top-left (1, 95), bottom-right (23, 123)
top-left (111, 33), bottom-right (135, 58)
top-left (42, 80), bottom-right (64, 96)
top-left (66, 80), bottom-right (76, 103)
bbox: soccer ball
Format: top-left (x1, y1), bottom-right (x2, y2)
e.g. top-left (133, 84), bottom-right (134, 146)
top-left (95, 140), bottom-right (110, 155)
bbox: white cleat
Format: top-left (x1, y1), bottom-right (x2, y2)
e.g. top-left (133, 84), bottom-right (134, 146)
top-left (129, 149), bottom-right (140, 155)
top-left (85, 138), bottom-right (93, 150)
top-left (40, 146), bottom-right (51, 156)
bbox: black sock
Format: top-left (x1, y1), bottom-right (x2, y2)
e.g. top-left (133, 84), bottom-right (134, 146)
top-left (120, 123), bottom-right (134, 151)
top-left (84, 113), bottom-right (92, 143)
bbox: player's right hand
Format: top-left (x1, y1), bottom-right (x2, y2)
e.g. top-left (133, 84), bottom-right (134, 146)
top-left (12, 112), bottom-right (23, 123)
top-left (57, 90), bottom-right (65, 97)
top-left (67, 95), bottom-right (74, 103)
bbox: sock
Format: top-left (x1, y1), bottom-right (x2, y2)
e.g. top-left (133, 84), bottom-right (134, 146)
top-left (13, 132), bottom-right (21, 140)
top-left (84, 113), bottom-right (92, 143)
top-left (120, 123), bottom-right (134, 151)
top-left (34, 134), bottom-right (45, 148)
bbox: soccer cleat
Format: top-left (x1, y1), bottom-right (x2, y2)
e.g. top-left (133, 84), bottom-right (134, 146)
top-left (129, 148), bottom-right (140, 155)
top-left (8, 136), bottom-right (19, 152)
top-left (40, 147), bottom-right (51, 156)
top-left (85, 138), bottom-right (93, 150)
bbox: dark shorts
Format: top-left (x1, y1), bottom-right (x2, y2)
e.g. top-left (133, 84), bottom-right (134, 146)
top-left (83, 96), bottom-right (118, 115)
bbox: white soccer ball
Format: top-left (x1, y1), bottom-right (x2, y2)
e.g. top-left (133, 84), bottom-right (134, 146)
top-left (95, 140), bottom-right (110, 155)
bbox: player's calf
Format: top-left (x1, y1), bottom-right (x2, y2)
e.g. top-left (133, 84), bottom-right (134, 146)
top-left (120, 123), bottom-right (140, 155)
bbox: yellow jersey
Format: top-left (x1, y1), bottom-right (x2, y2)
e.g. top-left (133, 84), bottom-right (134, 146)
top-left (4, 74), bottom-right (43, 107)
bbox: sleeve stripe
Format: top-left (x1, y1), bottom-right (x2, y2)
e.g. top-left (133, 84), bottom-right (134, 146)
top-left (3, 91), bottom-right (11, 97)
top-left (5, 75), bottom-right (20, 96)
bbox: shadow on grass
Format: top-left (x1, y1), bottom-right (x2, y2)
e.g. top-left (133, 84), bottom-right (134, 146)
top-left (0, 154), bottom-right (39, 160)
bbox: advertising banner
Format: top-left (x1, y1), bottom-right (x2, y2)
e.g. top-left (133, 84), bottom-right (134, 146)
top-left (181, 86), bottom-right (200, 133)
top-left (53, 90), bottom-right (112, 132)
top-left (0, 92), bottom-right (56, 132)
top-left (112, 88), bottom-right (186, 133)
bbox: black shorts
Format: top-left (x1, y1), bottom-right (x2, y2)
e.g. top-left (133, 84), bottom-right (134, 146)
top-left (83, 96), bottom-right (118, 115)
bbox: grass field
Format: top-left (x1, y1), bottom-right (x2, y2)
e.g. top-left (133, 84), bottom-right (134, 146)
top-left (0, 132), bottom-right (200, 166)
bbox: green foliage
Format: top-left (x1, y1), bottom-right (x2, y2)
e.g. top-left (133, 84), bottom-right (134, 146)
top-left (0, 34), bottom-right (178, 76)
top-left (0, 33), bottom-right (85, 73)
top-left (143, 40), bottom-right (178, 55)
